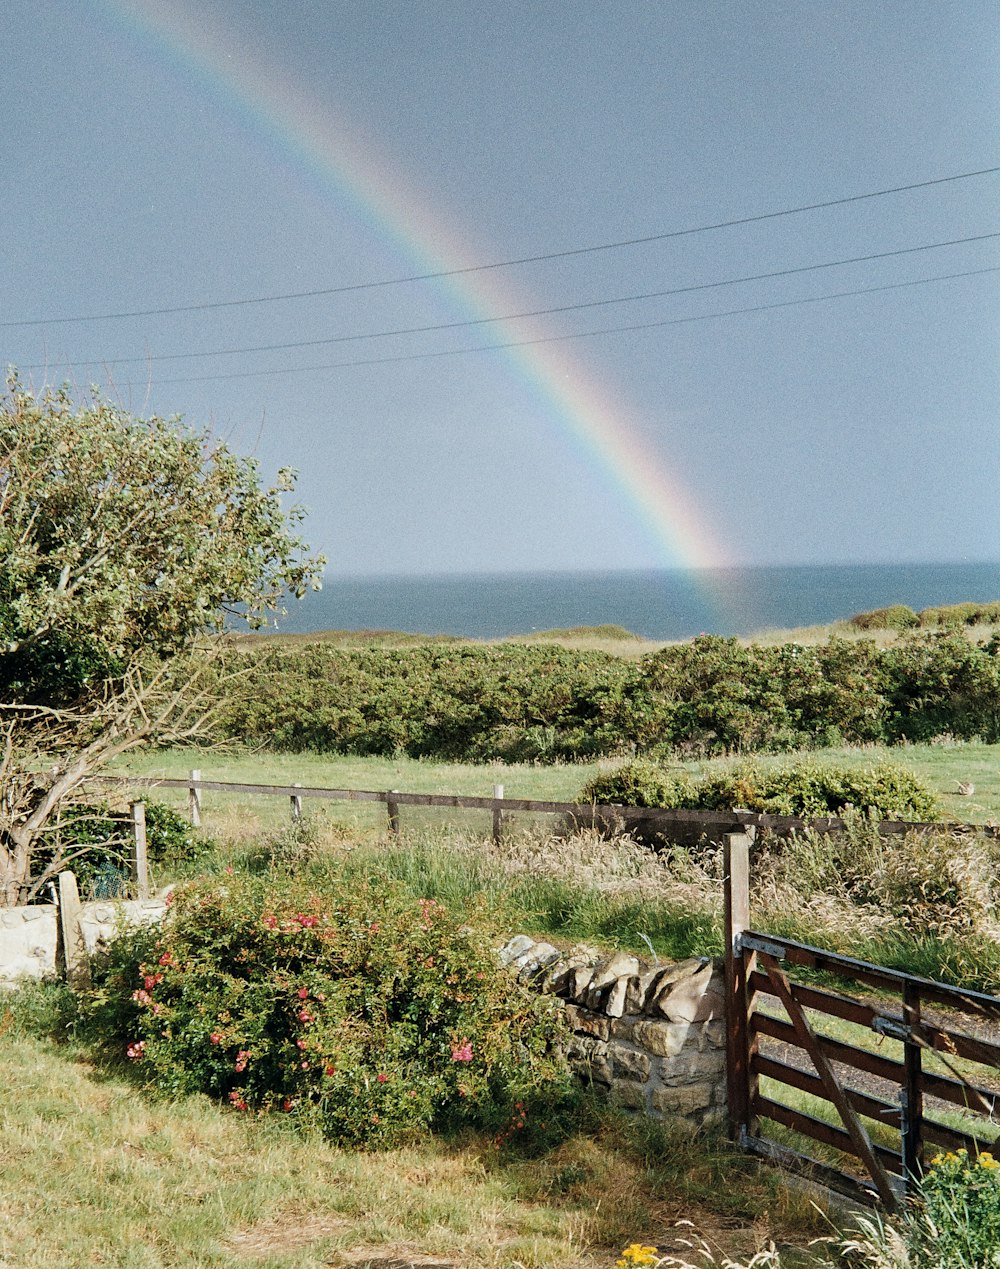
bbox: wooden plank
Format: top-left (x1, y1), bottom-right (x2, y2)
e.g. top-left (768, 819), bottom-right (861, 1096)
top-left (130, 801), bottom-right (149, 900)
top-left (923, 1117), bottom-right (1000, 1156)
top-left (756, 950), bottom-right (899, 1209)
top-left (749, 970), bottom-right (1000, 1071)
top-left (754, 1096), bottom-right (904, 1177)
top-left (752, 1012), bottom-right (905, 1085)
top-left (902, 981), bottom-right (924, 1181)
top-left (753, 1010), bottom-right (997, 1122)
top-left (741, 1134), bottom-right (887, 1207)
top-left (753, 1052), bottom-right (901, 1131)
top-left (745, 931), bottom-right (1000, 1020)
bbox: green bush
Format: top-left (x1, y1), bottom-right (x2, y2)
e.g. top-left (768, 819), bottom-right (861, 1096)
top-left (580, 760), bottom-right (938, 822)
top-left (848, 603), bottom-right (920, 630)
top-left (578, 761), bottom-right (698, 809)
top-left (81, 874), bottom-right (571, 1149)
top-left (208, 627), bottom-right (1000, 762)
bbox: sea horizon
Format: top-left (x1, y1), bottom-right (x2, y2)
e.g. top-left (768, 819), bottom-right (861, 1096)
top-left (272, 560), bottom-right (1000, 643)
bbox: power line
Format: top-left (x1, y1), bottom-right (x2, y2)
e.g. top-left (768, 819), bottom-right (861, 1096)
top-left (27, 230), bottom-right (1000, 371)
top-left (3, 165), bottom-right (998, 329)
top-left (91, 263), bottom-right (1000, 388)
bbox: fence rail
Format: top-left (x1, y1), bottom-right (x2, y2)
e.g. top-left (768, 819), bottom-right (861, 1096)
top-left (92, 773), bottom-right (976, 842)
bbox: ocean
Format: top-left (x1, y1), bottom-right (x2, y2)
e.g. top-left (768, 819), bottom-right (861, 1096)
top-left (275, 561), bottom-right (1000, 642)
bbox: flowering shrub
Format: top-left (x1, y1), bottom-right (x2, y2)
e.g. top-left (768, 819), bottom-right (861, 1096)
top-left (910, 1148), bottom-right (1000, 1265)
top-left (82, 873), bottom-right (571, 1147)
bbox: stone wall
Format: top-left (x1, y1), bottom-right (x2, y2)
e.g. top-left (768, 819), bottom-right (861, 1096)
top-left (500, 935), bottom-right (728, 1133)
top-left (0, 897), bottom-right (167, 987)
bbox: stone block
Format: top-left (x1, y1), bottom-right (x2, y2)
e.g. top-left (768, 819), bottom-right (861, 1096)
top-left (570, 966), bottom-right (595, 1002)
top-left (499, 934), bottom-right (535, 966)
top-left (659, 1049), bottom-right (726, 1085)
top-left (605, 976), bottom-right (629, 1018)
top-left (631, 1019), bottom-right (690, 1057)
top-left (611, 1079), bottom-right (647, 1110)
top-left (653, 962), bottom-right (715, 1023)
top-left (564, 1003), bottom-right (610, 1041)
top-left (611, 1046), bottom-right (651, 1082)
top-left (650, 1082), bottom-right (716, 1117)
top-left (591, 951), bottom-right (640, 991)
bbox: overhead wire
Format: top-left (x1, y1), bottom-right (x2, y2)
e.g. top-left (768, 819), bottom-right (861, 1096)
top-left (24, 230), bottom-right (1000, 372)
top-left (2, 164), bottom-right (998, 329)
top-left (99, 263), bottom-right (1000, 388)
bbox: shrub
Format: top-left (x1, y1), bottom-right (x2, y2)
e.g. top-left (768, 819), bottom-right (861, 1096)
top-left (580, 760), bottom-right (939, 822)
top-left (848, 604), bottom-right (920, 631)
top-left (579, 761), bottom-right (698, 809)
top-left (81, 873), bottom-right (571, 1149)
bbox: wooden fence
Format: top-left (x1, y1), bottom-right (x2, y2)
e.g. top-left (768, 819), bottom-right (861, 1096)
top-left (95, 771), bottom-right (966, 847)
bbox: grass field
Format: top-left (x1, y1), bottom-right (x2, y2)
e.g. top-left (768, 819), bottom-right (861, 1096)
top-left (109, 738), bottom-right (1000, 833)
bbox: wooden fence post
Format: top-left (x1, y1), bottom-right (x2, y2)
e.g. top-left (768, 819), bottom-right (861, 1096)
top-left (387, 790), bottom-right (400, 838)
top-left (724, 831), bottom-right (753, 1141)
top-left (290, 783), bottom-right (303, 821)
top-left (492, 783), bottom-right (504, 845)
top-left (188, 769), bottom-right (202, 829)
top-left (130, 800), bottom-right (149, 899)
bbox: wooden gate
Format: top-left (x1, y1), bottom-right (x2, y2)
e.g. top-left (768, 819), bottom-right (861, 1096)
top-left (723, 833), bottom-right (1000, 1210)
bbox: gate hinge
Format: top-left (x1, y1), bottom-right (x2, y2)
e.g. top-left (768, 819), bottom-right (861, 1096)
top-left (737, 933), bottom-right (787, 959)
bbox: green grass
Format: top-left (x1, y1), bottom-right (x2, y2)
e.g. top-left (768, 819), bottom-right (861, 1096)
top-left (0, 987), bottom-right (818, 1268)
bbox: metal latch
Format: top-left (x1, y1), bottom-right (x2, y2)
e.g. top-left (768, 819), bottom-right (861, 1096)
top-left (872, 1015), bottom-right (911, 1042)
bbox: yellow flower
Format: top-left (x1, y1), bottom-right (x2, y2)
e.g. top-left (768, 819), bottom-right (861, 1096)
top-left (978, 1151), bottom-right (1000, 1170)
top-left (616, 1245), bottom-right (660, 1267)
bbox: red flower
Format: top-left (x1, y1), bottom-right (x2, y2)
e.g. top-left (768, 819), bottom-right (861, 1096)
top-left (210, 1032), bottom-right (223, 1045)
top-left (297, 987), bottom-right (309, 999)
top-left (450, 1039), bottom-right (473, 1063)
top-left (324, 1064), bottom-right (336, 1077)
top-left (377, 1072), bottom-right (388, 1083)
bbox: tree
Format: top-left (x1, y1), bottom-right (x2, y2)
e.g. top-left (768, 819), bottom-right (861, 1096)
top-left (0, 375), bottom-right (324, 905)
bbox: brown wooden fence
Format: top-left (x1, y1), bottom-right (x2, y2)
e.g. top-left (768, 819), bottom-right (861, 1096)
top-left (94, 771), bottom-right (967, 846)
top-left (723, 833), bottom-right (1000, 1211)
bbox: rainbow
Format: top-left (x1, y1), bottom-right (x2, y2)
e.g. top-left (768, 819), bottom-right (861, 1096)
top-left (99, 0), bottom-right (725, 572)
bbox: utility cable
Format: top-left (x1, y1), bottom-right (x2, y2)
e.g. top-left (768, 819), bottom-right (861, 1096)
top-left (26, 230), bottom-right (1000, 372)
top-left (95, 263), bottom-right (1000, 388)
top-left (2, 165), bottom-right (997, 329)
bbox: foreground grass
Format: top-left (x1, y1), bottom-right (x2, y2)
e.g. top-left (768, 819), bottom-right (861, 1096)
top-left (0, 991), bottom-right (817, 1269)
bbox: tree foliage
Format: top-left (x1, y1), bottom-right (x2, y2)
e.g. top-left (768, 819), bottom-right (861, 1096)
top-left (0, 376), bottom-right (323, 904)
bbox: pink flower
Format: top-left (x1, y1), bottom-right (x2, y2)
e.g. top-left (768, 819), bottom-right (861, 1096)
top-left (296, 1039), bottom-right (307, 1050)
top-left (450, 1039), bottom-right (473, 1063)
top-left (297, 987), bottom-right (309, 999)
top-left (297, 1010), bottom-right (313, 1023)
top-left (377, 1072), bottom-right (388, 1083)
top-left (131, 989), bottom-right (152, 1006)
top-left (235, 1050), bottom-right (250, 1073)
top-left (126, 1040), bottom-right (145, 1061)
top-left (263, 915), bottom-right (278, 929)
top-left (228, 1090), bottom-right (248, 1111)
top-left (210, 1032), bottom-right (223, 1045)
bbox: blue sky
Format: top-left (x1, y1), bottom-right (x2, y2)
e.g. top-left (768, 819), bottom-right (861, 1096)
top-left (3, 0), bottom-right (998, 575)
